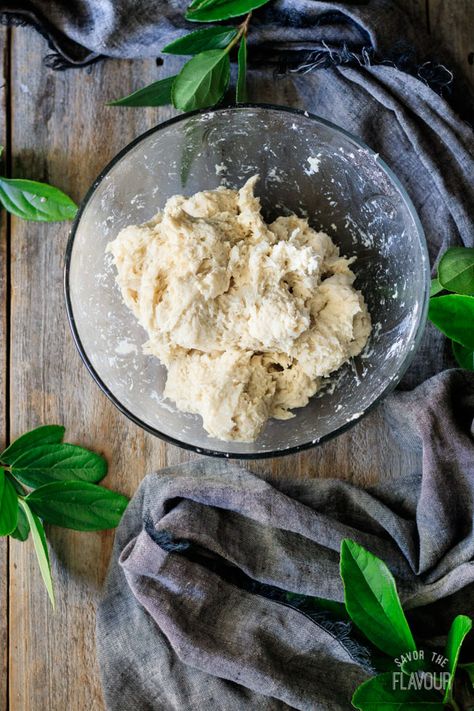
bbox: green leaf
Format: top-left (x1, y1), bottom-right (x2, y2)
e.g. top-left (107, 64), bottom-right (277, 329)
top-left (9, 504), bottom-right (30, 541)
top-left (401, 655), bottom-right (435, 676)
top-left (430, 278), bottom-right (443, 297)
top-left (352, 672), bottom-right (444, 710)
top-left (459, 662), bottom-right (474, 688)
top-left (163, 27), bottom-right (237, 55)
top-left (107, 75), bottom-right (175, 107)
top-left (8, 474), bottom-right (27, 497)
top-left (1, 424), bottom-right (65, 465)
top-left (443, 614), bottom-right (472, 703)
top-left (26, 481), bottom-right (128, 531)
top-left (0, 177), bottom-right (77, 222)
top-left (19, 500), bottom-right (54, 608)
top-left (236, 35), bottom-right (247, 102)
top-left (453, 340), bottom-right (474, 370)
top-left (438, 247), bottom-right (474, 295)
top-left (428, 294), bottom-right (474, 349)
top-left (172, 49), bottom-right (230, 111)
top-left (187, 0), bottom-right (216, 10)
top-left (186, 0), bottom-right (271, 23)
top-left (340, 539), bottom-right (416, 658)
top-left (11, 443), bottom-right (107, 488)
top-left (0, 473), bottom-right (18, 535)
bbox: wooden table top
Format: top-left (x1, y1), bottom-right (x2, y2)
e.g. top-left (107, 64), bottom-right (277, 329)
top-left (0, 2), bottom-right (472, 708)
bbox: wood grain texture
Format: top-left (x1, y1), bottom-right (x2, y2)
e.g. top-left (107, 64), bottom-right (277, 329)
top-left (7, 27), bottom-right (181, 711)
top-left (3, 2), bottom-right (472, 710)
top-left (0, 25), bottom-right (8, 711)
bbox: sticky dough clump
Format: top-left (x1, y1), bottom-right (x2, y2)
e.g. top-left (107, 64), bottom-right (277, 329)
top-left (107, 176), bottom-right (371, 442)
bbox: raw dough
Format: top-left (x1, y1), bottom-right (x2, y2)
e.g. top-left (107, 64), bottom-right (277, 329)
top-left (107, 176), bottom-right (371, 442)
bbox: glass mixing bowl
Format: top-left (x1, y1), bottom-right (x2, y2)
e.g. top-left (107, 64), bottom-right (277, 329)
top-left (65, 104), bottom-right (429, 458)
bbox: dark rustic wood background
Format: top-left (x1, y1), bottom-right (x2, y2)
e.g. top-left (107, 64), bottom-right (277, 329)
top-left (0, 1), bottom-right (472, 709)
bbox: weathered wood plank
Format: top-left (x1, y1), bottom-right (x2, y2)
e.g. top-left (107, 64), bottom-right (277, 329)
top-left (0, 25), bottom-right (9, 711)
top-left (8, 26), bottom-right (182, 711)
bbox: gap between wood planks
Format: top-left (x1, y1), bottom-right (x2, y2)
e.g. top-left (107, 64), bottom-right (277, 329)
top-left (2, 24), bottom-right (12, 711)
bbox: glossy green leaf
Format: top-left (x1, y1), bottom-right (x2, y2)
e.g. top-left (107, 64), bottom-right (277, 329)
top-left (107, 75), bottom-right (175, 107)
top-left (8, 474), bottom-right (27, 497)
top-left (236, 35), bottom-right (247, 102)
top-left (438, 247), bottom-right (474, 295)
top-left (443, 614), bottom-right (472, 703)
top-left (26, 481), bottom-right (128, 531)
top-left (186, 0), bottom-right (271, 22)
top-left (0, 178), bottom-right (77, 222)
top-left (1, 425), bottom-right (65, 466)
top-left (0, 473), bottom-right (18, 535)
top-left (430, 278), bottom-right (443, 297)
top-left (352, 672), bottom-right (444, 710)
top-left (428, 294), bottom-right (474, 350)
top-left (187, 0), bottom-right (216, 10)
top-left (20, 500), bottom-right (55, 607)
top-left (9, 504), bottom-right (30, 541)
top-left (340, 539), bottom-right (416, 658)
top-left (163, 26), bottom-right (237, 55)
top-left (172, 50), bottom-right (230, 111)
top-left (11, 443), bottom-right (107, 487)
top-left (453, 341), bottom-right (474, 370)
top-left (400, 654), bottom-right (435, 676)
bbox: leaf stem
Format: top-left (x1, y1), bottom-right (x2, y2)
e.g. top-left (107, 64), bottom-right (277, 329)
top-left (241, 10), bottom-right (252, 36)
top-left (225, 11), bottom-right (252, 54)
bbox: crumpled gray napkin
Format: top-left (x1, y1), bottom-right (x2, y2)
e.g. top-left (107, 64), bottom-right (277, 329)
top-left (0, 0), bottom-right (449, 67)
top-left (97, 370), bottom-right (474, 711)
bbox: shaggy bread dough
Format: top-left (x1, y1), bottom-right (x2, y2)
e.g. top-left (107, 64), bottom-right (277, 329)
top-left (107, 176), bottom-right (371, 442)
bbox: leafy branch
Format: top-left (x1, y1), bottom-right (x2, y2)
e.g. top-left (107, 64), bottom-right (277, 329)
top-left (429, 247), bottom-right (474, 370)
top-left (339, 540), bottom-right (473, 709)
top-left (108, 0), bottom-right (268, 110)
top-left (0, 425), bottom-right (128, 607)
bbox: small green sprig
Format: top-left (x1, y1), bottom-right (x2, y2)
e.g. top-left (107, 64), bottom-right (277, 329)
top-left (108, 0), bottom-right (270, 110)
top-left (0, 146), bottom-right (77, 222)
top-left (274, 540), bottom-right (473, 707)
top-left (340, 540), bottom-right (473, 709)
top-left (429, 247), bottom-right (474, 370)
top-left (0, 425), bottom-right (128, 607)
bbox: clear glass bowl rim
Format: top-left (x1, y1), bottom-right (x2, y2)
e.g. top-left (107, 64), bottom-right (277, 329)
top-left (64, 102), bottom-right (430, 460)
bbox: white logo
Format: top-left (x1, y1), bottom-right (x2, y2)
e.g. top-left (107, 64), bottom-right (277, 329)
top-left (392, 649), bottom-right (450, 691)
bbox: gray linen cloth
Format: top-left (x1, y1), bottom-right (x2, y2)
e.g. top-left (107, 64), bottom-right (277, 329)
top-left (0, 0), bottom-right (460, 68)
top-left (97, 370), bottom-right (474, 710)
